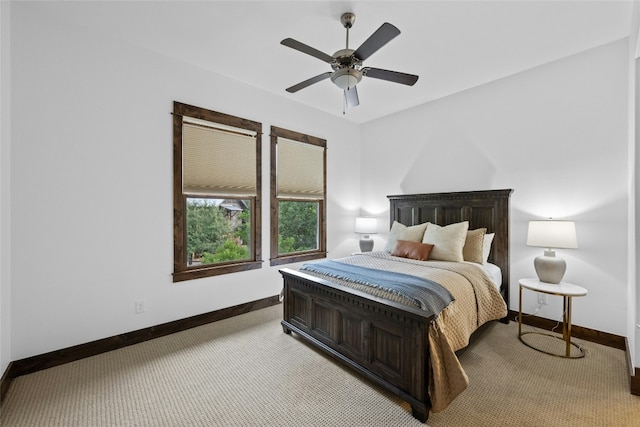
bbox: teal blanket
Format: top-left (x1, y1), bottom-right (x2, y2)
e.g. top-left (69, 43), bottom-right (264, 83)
top-left (300, 260), bottom-right (454, 316)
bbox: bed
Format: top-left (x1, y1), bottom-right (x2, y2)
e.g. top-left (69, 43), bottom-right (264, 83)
top-left (279, 189), bottom-right (512, 422)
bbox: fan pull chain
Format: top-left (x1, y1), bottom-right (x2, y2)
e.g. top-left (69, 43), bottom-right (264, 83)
top-left (343, 93), bottom-right (346, 115)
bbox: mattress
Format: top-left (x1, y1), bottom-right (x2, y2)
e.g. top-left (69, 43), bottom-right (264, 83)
top-left (474, 262), bottom-right (502, 289)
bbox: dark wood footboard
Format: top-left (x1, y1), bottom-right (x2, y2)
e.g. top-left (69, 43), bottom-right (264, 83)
top-left (280, 268), bottom-right (433, 422)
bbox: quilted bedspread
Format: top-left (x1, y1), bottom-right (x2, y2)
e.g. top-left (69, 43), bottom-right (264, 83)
top-left (299, 251), bottom-right (508, 412)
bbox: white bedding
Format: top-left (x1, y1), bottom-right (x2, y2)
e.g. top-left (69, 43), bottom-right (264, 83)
top-left (475, 262), bottom-right (502, 289)
top-left (353, 252), bottom-right (502, 290)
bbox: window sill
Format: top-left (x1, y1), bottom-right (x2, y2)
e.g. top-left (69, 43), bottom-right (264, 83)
top-left (270, 252), bottom-right (327, 267)
top-left (173, 260), bottom-right (263, 282)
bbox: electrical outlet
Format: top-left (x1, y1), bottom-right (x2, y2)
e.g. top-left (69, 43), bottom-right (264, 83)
top-left (135, 300), bottom-right (145, 314)
top-left (537, 294), bottom-right (547, 305)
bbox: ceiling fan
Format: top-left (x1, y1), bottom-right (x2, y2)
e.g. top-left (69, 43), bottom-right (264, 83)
top-left (281, 12), bottom-right (419, 108)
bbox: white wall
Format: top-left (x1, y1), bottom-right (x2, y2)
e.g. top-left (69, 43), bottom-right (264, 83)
top-left (5, 2), bottom-right (635, 367)
top-left (633, 54), bottom-right (639, 369)
top-left (630, 0), bottom-right (640, 374)
top-left (0, 0), bottom-right (12, 376)
top-left (636, 56), bottom-right (640, 369)
top-left (361, 39), bottom-right (630, 336)
top-left (9, 4), bottom-right (361, 360)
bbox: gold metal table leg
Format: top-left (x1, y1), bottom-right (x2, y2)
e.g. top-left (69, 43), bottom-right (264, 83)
top-left (518, 285), bottom-right (584, 359)
top-left (518, 285), bottom-right (523, 337)
top-left (565, 296), bottom-right (572, 357)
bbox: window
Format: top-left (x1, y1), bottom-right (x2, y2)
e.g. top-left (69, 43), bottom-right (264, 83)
top-left (173, 102), bottom-right (262, 282)
top-left (270, 126), bottom-right (326, 266)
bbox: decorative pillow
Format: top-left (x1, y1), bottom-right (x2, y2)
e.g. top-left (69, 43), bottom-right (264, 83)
top-left (384, 221), bottom-right (405, 252)
top-left (483, 233), bottom-right (495, 263)
top-left (383, 221), bottom-right (429, 252)
top-left (391, 240), bottom-right (434, 261)
top-left (463, 228), bottom-right (487, 264)
top-left (422, 221), bottom-right (469, 262)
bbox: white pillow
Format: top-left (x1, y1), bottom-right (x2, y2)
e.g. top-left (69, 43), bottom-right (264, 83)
top-left (483, 233), bottom-right (495, 263)
top-left (384, 221), bottom-right (429, 252)
top-left (422, 221), bottom-right (469, 262)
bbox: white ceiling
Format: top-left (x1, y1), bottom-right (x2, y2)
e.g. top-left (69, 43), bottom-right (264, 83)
top-left (24, 0), bottom-right (633, 123)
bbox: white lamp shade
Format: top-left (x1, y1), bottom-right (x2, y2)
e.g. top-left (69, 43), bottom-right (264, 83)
top-left (527, 220), bottom-right (578, 249)
top-left (355, 217), bottom-right (378, 234)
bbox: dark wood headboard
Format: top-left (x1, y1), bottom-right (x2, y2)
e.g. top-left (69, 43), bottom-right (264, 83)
top-left (387, 189), bottom-right (513, 308)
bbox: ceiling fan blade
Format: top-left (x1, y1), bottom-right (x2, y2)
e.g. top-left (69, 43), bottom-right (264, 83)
top-left (353, 23), bottom-right (401, 61)
top-left (285, 72), bottom-right (332, 93)
top-left (281, 38), bottom-right (335, 64)
top-left (362, 67), bottom-right (419, 86)
top-left (344, 86), bottom-right (359, 108)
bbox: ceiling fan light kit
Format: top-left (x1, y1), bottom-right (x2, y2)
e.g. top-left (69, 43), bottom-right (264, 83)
top-left (331, 68), bottom-right (362, 90)
top-left (281, 12), bottom-right (419, 109)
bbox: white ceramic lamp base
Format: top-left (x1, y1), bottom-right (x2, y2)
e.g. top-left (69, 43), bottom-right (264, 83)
top-left (534, 250), bottom-right (566, 284)
top-left (359, 235), bottom-right (374, 252)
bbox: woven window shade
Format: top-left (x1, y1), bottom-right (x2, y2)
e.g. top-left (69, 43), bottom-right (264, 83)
top-left (277, 137), bottom-right (324, 199)
top-left (183, 121), bottom-right (257, 196)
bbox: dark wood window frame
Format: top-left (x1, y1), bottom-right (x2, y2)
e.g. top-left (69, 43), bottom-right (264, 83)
top-left (270, 126), bottom-right (327, 266)
top-left (173, 101), bottom-right (262, 282)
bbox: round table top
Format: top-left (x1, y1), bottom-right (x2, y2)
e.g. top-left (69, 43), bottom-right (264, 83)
top-left (519, 278), bottom-right (588, 297)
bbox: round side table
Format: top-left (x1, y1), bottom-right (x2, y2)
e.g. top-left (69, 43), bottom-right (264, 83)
top-left (518, 278), bottom-right (588, 359)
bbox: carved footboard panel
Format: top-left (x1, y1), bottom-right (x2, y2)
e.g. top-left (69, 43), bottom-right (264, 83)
top-left (280, 268), bottom-right (433, 422)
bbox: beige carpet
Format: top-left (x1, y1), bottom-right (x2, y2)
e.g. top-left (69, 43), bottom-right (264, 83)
top-left (1, 305), bottom-right (638, 426)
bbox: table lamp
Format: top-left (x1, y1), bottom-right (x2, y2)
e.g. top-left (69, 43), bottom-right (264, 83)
top-left (526, 220), bottom-right (578, 284)
top-left (355, 217), bottom-right (378, 252)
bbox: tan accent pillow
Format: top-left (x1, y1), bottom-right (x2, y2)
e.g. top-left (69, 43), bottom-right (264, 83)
top-left (422, 221), bottom-right (469, 262)
top-left (463, 228), bottom-right (487, 264)
top-left (391, 240), bottom-right (434, 261)
top-left (383, 221), bottom-right (429, 252)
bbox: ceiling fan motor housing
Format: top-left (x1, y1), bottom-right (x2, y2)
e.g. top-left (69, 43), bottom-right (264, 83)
top-left (332, 48), bottom-right (362, 68)
top-left (330, 47), bottom-right (362, 89)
